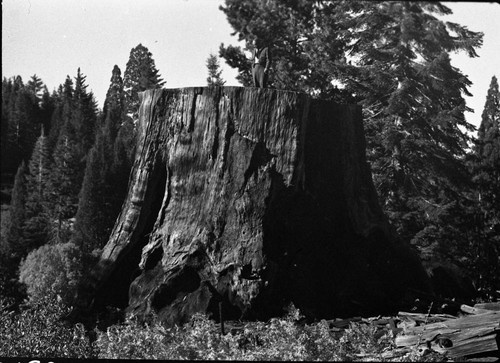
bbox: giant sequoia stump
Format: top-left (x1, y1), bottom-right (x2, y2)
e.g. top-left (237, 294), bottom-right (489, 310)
top-left (89, 86), bottom-right (429, 325)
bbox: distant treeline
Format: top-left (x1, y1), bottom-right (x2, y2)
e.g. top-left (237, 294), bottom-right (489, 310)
top-left (0, 0), bottom-right (499, 327)
top-left (0, 43), bottom-right (165, 305)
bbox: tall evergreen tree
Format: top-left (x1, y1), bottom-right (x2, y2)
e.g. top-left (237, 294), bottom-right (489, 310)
top-left (26, 74), bottom-right (44, 102)
top-left (102, 65), bottom-right (125, 144)
top-left (475, 75), bottom-right (500, 227)
top-left (2, 76), bottom-right (57, 185)
top-left (220, 0), bottom-right (332, 91)
top-left (74, 65), bottom-right (127, 253)
top-left (470, 75), bottom-right (500, 291)
top-left (0, 161), bottom-right (28, 305)
top-left (39, 86), bottom-right (56, 137)
top-left (123, 44), bottom-right (165, 122)
top-left (7, 86), bottom-right (40, 168)
top-left (22, 132), bottom-right (52, 253)
top-left (47, 126), bottom-right (82, 243)
top-left (220, 2), bottom-right (489, 295)
top-left (206, 53), bottom-right (226, 86)
top-left (334, 2), bottom-right (481, 243)
top-left (71, 68), bottom-right (98, 160)
top-left (73, 138), bottom-right (107, 253)
top-left (5, 161), bottom-right (28, 261)
top-left (1, 78), bottom-right (13, 174)
top-left (48, 76), bottom-right (73, 152)
top-left (220, 0), bottom-right (483, 241)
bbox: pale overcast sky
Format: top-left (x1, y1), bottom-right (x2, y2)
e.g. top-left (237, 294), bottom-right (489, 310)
top-left (2, 1), bottom-right (499, 133)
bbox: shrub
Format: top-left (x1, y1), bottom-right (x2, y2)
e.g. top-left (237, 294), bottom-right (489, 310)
top-left (0, 296), bottom-right (95, 358)
top-left (19, 242), bottom-right (82, 304)
top-left (96, 304), bottom-right (442, 361)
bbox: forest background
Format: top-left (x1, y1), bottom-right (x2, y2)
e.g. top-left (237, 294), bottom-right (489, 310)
top-left (0, 0), bottom-right (499, 359)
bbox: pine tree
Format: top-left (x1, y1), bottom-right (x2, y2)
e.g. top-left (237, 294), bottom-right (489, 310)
top-left (339, 8), bottom-right (480, 241)
top-left (8, 87), bottom-right (40, 168)
top-left (74, 65), bottom-right (127, 253)
top-left (102, 65), bottom-right (125, 144)
top-left (206, 53), bottom-right (226, 86)
top-left (72, 68), bottom-right (98, 159)
top-left (5, 161), bottom-right (28, 261)
top-left (22, 132), bottom-right (52, 253)
top-left (475, 75), bottom-right (500, 225)
top-left (48, 76), bottom-right (73, 152)
top-left (73, 137), bottom-right (107, 253)
top-left (104, 64), bottom-right (130, 219)
top-left (40, 70), bottom-right (98, 245)
top-left (26, 74), bottom-right (44, 102)
top-left (221, 1), bottom-right (483, 242)
top-left (0, 161), bottom-right (28, 305)
top-left (123, 44), bottom-right (165, 122)
top-left (470, 75), bottom-right (500, 291)
top-left (47, 126), bottom-right (82, 243)
top-left (220, 0), bottom-right (334, 91)
top-left (1, 78), bottom-right (14, 174)
top-left (220, 1), bottom-right (488, 294)
top-left (2, 76), bottom-right (57, 185)
top-left (39, 86), bottom-right (56, 137)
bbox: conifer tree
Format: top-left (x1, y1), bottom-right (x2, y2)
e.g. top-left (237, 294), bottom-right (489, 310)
top-left (39, 86), bottom-right (55, 137)
top-left (475, 75), bottom-right (500, 228)
top-left (47, 126), bottom-right (82, 243)
top-left (123, 44), bottom-right (165, 122)
top-left (1, 78), bottom-right (13, 174)
top-left (120, 45), bottom-right (165, 175)
top-left (48, 76), bottom-right (73, 152)
top-left (104, 65), bottom-right (130, 214)
top-left (74, 65), bottom-right (126, 253)
top-left (206, 53), bottom-right (226, 86)
top-left (73, 137), bottom-right (107, 253)
top-left (471, 76), bottom-right (500, 289)
top-left (0, 161), bottom-right (28, 305)
top-left (2, 76), bottom-right (56, 184)
top-left (72, 68), bottom-right (98, 159)
top-left (22, 132), bottom-right (52, 253)
top-left (102, 65), bottom-right (125, 145)
top-left (26, 74), bottom-right (44, 102)
top-left (220, 1), bottom-right (483, 245)
top-left (5, 161), bottom-right (28, 261)
top-left (219, 0), bottom-right (327, 91)
top-left (8, 87), bottom-right (40, 168)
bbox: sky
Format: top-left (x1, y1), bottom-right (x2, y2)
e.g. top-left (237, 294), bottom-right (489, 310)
top-left (2, 0), bottom-right (499, 134)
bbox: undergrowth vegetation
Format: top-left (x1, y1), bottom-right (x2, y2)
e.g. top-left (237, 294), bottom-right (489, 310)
top-left (1, 301), bottom-right (448, 361)
top-left (95, 305), bottom-right (442, 361)
top-left (95, 309), bottom-right (442, 362)
top-left (0, 296), bottom-right (95, 358)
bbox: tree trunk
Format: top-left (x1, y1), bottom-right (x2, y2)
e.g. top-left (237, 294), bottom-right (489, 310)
top-left (85, 86), bottom-right (430, 325)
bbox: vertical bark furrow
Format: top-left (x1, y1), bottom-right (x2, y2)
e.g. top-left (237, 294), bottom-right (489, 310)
top-left (86, 86), bottom-right (430, 325)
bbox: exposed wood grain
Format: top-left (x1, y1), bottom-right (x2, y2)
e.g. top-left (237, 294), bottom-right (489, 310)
top-left (396, 310), bottom-right (500, 359)
top-left (80, 86), bottom-right (431, 326)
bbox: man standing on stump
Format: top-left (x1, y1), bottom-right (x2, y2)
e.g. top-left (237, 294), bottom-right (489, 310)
top-left (251, 38), bottom-right (271, 88)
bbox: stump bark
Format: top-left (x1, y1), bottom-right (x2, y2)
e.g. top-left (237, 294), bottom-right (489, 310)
top-left (88, 86), bottom-right (430, 325)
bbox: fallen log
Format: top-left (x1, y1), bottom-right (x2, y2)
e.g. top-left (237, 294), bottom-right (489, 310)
top-left (397, 311), bottom-right (457, 323)
top-left (460, 304), bottom-right (494, 315)
top-left (396, 310), bottom-right (500, 359)
top-left (475, 302), bottom-right (500, 311)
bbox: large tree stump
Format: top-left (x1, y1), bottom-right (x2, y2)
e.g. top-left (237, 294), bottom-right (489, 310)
top-left (88, 86), bottom-right (430, 325)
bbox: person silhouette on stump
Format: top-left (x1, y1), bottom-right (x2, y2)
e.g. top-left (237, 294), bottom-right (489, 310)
top-left (251, 38), bottom-right (271, 88)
